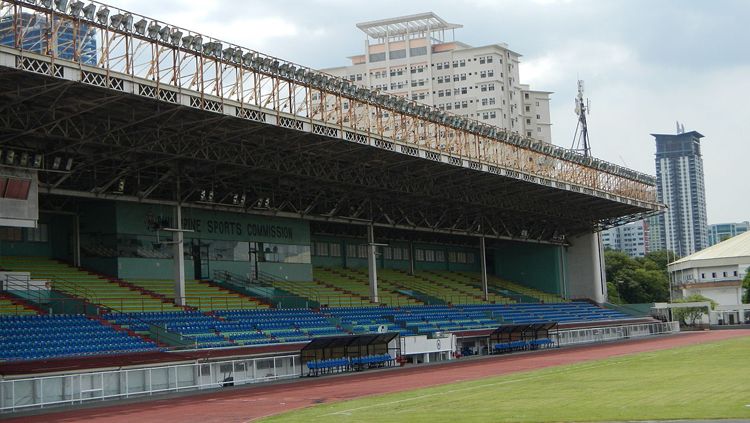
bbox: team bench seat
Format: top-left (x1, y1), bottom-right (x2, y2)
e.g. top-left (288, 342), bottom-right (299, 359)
top-left (306, 354), bottom-right (394, 376)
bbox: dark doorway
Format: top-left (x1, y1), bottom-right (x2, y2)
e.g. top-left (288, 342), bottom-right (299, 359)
top-left (192, 242), bottom-right (209, 280)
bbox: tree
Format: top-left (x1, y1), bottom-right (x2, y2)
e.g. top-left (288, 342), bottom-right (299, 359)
top-left (604, 250), bottom-right (672, 304)
top-left (673, 294), bottom-right (717, 326)
top-left (743, 268), bottom-right (750, 304)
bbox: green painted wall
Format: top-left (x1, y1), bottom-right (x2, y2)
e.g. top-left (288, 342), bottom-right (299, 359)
top-left (310, 236), bottom-right (481, 272)
top-left (492, 241), bottom-right (563, 294)
top-left (116, 203), bottom-right (309, 243)
top-left (0, 213), bottom-right (73, 259)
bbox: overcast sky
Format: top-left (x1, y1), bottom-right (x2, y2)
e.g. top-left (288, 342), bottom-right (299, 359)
top-left (123, 0), bottom-right (749, 224)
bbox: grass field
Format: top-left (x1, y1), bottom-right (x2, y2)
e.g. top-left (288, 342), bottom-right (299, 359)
top-left (262, 336), bottom-right (750, 422)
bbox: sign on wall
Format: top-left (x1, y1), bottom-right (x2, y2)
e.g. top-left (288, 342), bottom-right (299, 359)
top-left (116, 203), bottom-right (310, 244)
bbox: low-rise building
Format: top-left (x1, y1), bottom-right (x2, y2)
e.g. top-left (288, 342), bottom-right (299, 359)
top-left (668, 230), bottom-right (750, 325)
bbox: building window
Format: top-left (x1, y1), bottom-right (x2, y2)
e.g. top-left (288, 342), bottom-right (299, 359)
top-left (435, 250), bottom-right (445, 262)
top-left (25, 224), bottom-right (49, 242)
top-left (369, 52), bottom-right (385, 62)
top-left (329, 243), bottom-right (341, 257)
top-left (415, 248), bottom-right (425, 261)
top-left (389, 49), bottom-right (406, 60)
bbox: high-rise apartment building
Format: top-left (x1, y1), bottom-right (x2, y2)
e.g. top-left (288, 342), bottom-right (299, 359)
top-left (601, 220), bottom-right (649, 258)
top-left (708, 221), bottom-right (749, 246)
top-left (652, 129), bottom-right (709, 257)
top-left (321, 13), bottom-right (553, 143)
top-left (0, 12), bottom-right (97, 65)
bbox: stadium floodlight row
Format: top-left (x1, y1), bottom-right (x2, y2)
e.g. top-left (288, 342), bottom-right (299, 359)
top-left (0, 0), bottom-right (660, 207)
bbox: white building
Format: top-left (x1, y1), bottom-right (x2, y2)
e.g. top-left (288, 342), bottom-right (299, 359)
top-left (668, 230), bottom-right (750, 325)
top-left (601, 220), bottom-right (649, 258)
top-left (321, 13), bottom-right (553, 143)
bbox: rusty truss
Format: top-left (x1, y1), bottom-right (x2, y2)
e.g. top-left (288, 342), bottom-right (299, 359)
top-left (0, 0), bottom-right (664, 242)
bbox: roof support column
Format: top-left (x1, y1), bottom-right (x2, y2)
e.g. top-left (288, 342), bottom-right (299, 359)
top-left (367, 223), bottom-right (379, 304)
top-left (408, 240), bottom-right (415, 276)
top-left (480, 235), bottom-right (488, 301)
top-left (173, 197), bottom-right (186, 306)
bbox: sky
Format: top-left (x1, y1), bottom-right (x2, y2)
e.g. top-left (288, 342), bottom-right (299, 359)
top-left (122, 0), bottom-right (750, 224)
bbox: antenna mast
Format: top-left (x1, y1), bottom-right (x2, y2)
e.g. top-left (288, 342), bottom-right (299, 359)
top-left (571, 79), bottom-right (591, 157)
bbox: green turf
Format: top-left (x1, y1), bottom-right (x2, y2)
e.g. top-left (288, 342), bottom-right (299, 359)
top-left (263, 336), bottom-right (750, 422)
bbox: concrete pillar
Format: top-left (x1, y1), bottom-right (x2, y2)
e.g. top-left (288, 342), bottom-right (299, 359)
top-left (73, 214), bottom-right (81, 267)
top-left (480, 236), bottom-right (488, 301)
top-left (564, 232), bottom-right (606, 303)
top-left (408, 240), bottom-right (415, 275)
top-left (173, 204), bottom-right (186, 306)
top-left (367, 224), bottom-right (378, 303)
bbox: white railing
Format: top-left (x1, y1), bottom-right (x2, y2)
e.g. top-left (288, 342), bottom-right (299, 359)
top-left (0, 354), bottom-right (299, 412)
top-left (554, 321), bottom-right (680, 346)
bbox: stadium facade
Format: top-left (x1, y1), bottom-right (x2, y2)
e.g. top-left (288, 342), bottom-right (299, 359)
top-left (0, 0), bottom-right (675, 413)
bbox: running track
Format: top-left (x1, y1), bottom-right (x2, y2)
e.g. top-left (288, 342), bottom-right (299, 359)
top-left (8, 330), bottom-right (750, 423)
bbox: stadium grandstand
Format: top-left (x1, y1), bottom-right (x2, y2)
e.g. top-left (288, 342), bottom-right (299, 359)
top-left (0, 0), bottom-right (676, 414)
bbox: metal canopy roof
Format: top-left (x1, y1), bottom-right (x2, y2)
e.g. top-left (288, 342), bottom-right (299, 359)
top-left (0, 68), bottom-right (655, 243)
top-left (301, 332), bottom-right (400, 351)
top-left (356, 12), bottom-right (462, 39)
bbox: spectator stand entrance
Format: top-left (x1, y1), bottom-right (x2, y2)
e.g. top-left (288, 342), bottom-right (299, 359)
top-left (301, 332), bottom-right (401, 377)
top-left (490, 322), bottom-right (559, 354)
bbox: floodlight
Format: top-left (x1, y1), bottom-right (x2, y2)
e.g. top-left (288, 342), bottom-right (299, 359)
top-left (232, 194), bottom-right (239, 205)
top-left (82, 3), bottom-right (95, 20)
top-left (242, 52), bottom-right (254, 67)
top-left (199, 190), bottom-right (206, 201)
top-left (239, 193), bottom-right (246, 206)
top-left (134, 18), bottom-right (147, 35)
top-left (54, 0), bottom-right (67, 12)
top-left (147, 22), bottom-right (160, 39)
top-left (207, 190), bottom-right (214, 202)
top-left (191, 36), bottom-right (203, 52)
top-left (181, 35), bottom-right (194, 49)
top-left (19, 152), bottom-right (29, 166)
top-left (203, 42), bottom-right (222, 57)
top-left (116, 178), bottom-right (125, 193)
top-left (169, 29), bottom-right (182, 45)
top-left (64, 157), bottom-right (73, 171)
top-left (223, 47), bottom-right (236, 60)
top-left (120, 14), bottom-right (133, 31)
top-left (69, 1), bottom-right (83, 16)
top-left (5, 150), bottom-right (15, 165)
top-left (52, 156), bottom-right (62, 170)
top-left (157, 26), bottom-right (171, 43)
top-left (95, 7), bottom-right (108, 24)
top-left (232, 49), bottom-right (243, 63)
top-left (32, 154), bottom-right (43, 168)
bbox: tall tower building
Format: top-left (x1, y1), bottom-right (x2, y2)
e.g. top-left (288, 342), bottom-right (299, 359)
top-left (321, 13), bottom-right (553, 143)
top-left (652, 129), bottom-right (709, 257)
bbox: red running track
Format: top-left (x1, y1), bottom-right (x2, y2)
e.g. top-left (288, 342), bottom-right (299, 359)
top-left (8, 330), bottom-right (750, 423)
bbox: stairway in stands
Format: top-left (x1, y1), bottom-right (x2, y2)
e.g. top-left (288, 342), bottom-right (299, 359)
top-left (270, 278), bottom-right (372, 307)
top-left (314, 267), bottom-right (423, 306)
top-left (127, 279), bottom-right (268, 311)
top-left (0, 256), bottom-right (181, 312)
top-left (422, 270), bottom-right (514, 304)
top-left (0, 293), bottom-right (41, 315)
top-left (455, 272), bottom-right (567, 303)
